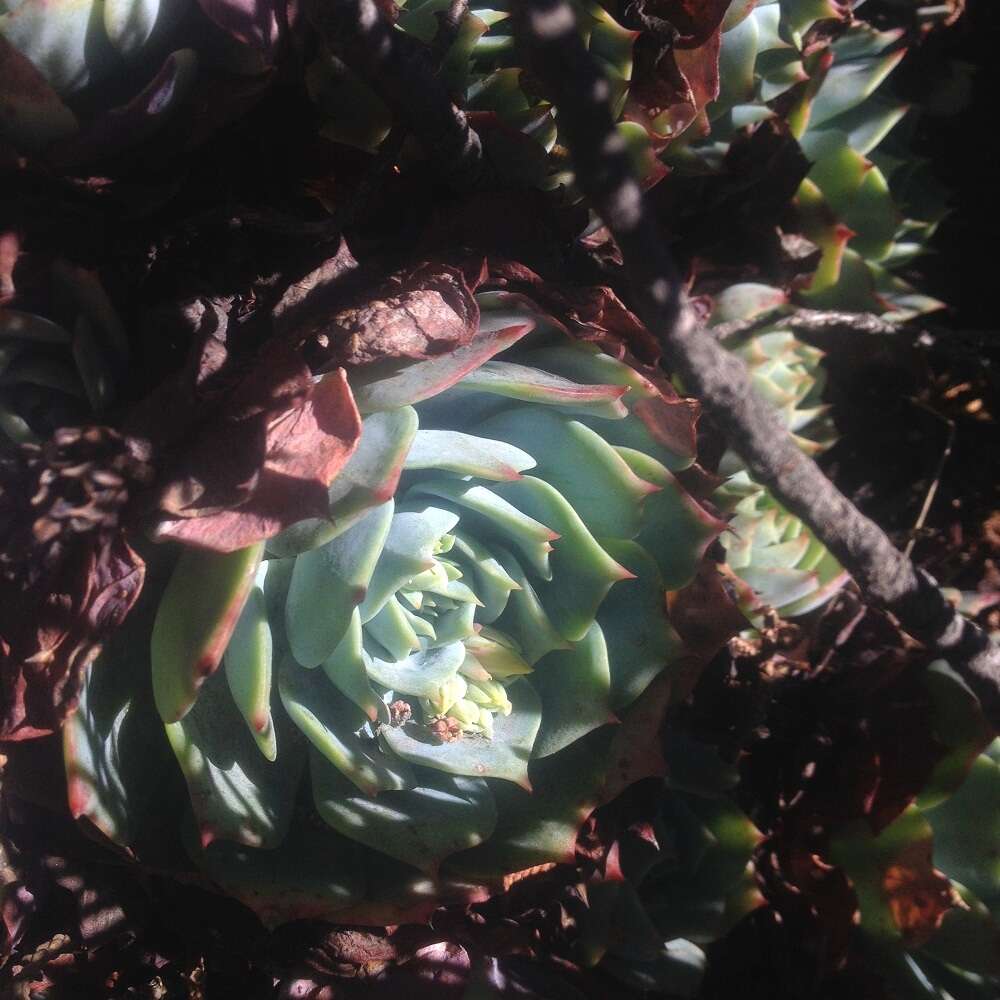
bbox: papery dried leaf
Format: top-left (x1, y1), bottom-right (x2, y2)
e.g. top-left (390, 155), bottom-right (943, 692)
top-left (483, 259), bottom-right (662, 362)
top-left (634, 0), bottom-right (733, 46)
top-left (883, 849), bottom-right (956, 949)
top-left (668, 563), bottom-right (748, 659)
top-left (300, 262), bottom-right (481, 371)
top-left (624, 0), bottom-right (729, 146)
top-left (272, 237), bottom-right (360, 338)
top-left (0, 532), bottom-right (145, 741)
top-left (153, 367), bottom-right (361, 551)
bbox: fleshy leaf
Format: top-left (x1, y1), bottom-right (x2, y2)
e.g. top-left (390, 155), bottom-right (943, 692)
top-left (808, 50), bottom-right (906, 130)
top-left (532, 623), bottom-right (614, 759)
top-left (492, 548), bottom-right (569, 665)
top-left (348, 321), bottom-right (534, 413)
top-left (599, 538), bottom-right (685, 710)
top-left (403, 428), bottom-right (534, 480)
top-left (267, 407), bottom-right (417, 558)
top-left (359, 506), bottom-right (459, 622)
top-left (311, 752), bottom-right (497, 874)
top-left (380, 678), bottom-right (541, 788)
top-left (165, 666), bottom-right (303, 849)
top-left (322, 610), bottom-right (382, 721)
top-left (365, 642), bottom-right (466, 699)
top-left (447, 724), bottom-right (617, 880)
top-left (449, 532), bottom-right (521, 625)
top-left (285, 502), bottom-right (393, 668)
top-left (491, 477), bottom-right (632, 642)
top-left (476, 408), bottom-right (656, 538)
top-left (617, 447), bottom-right (725, 590)
top-left (278, 654), bottom-right (414, 796)
top-left (451, 359), bottom-right (629, 418)
top-left (224, 563), bottom-right (275, 760)
top-left (407, 479), bottom-right (557, 580)
top-left (151, 543), bottom-right (263, 724)
top-left (185, 819), bottom-right (367, 927)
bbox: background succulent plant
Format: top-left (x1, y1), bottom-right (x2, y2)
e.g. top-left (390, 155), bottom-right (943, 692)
top-left (829, 662), bottom-right (1000, 999)
top-left (704, 282), bottom-right (847, 620)
top-left (0, 258), bottom-right (128, 445)
top-left (62, 293), bottom-right (727, 925)
top-left (681, 0), bottom-right (948, 318)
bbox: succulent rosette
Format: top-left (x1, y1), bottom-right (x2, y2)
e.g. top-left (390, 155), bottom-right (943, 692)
top-left (829, 664), bottom-right (1000, 998)
top-left (63, 293), bottom-right (726, 924)
top-left (0, 256), bottom-right (128, 445)
top-left (686, 0), bottom-right (948, 318)
top-left (705, 283), bottom-right (847, 619)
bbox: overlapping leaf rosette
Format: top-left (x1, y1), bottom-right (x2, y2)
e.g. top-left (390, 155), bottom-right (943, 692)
top-left (62, 290), bottom-right (729, 925)
top-left (310, 0), bottom-right (736, 189)
top-left (0, 249), bottom-right (128, 446)
top-left (828, 664), bottom-right (1000, 998)
top-left (705, 282), bottom-right (848, 620)
top-left (686, 0), bottom-right (948, 318)
top-left (0, 0), bottom-right (291, 162)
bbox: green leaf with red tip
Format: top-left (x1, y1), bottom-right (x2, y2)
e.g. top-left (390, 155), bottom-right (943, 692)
top-left (644, 792), bottom-right (763, 944)
top-left (450, 532), bottom-right (520, 625)
top-left (531, 623), bottom-right (614, 759)
top-left (380, 678), bottom-right (540, 787)
top-left (921, 745), bottom-right (1000, 909)
top-left (492, 476), bottom-right (632, 642)
top-left (63, 568), bottom-right (175, 850)
top-left (224, 565), bottom-right (275, 761)
top-left (359, 506), bottom-right (460, 621)
top-left (807, 143), bottom-right (898, 261)
top-left (808, 49), bottom-right (906, 130)
top-left (321, 610), bottom-right (382, 721)
top-left (493, 547), bottom-right (569, 665)
top-left (285, 501), bottom-right (393, 668)
top-left (311, 752), bottom-right (497, 874)
top-left (475, 408), bottom-right (655, 538)
top-left (598, 538), bottom-right (685, 710)
top-left (445, 724), bottom-right (616, 880)
top-left (165, 666), bottom-right (303, 850)
top-left (615, 448), bottom-right (724, 591)
top-left (348, 321), bottom-right (534, 413)
top-left (451, 359), bottom-right (630, 418)
top-left (403, 428), bottom-right (535, 480)
top-left (407, 479), bottom-right (556, 580)
top-left (710, 283), bottom-right (787, 325)
top-left (267, 408), bottom-right (417, 558)
top-left (151, 543), bottom-right (264, 724)
top-left (278, 655), bottom-right (414, 796)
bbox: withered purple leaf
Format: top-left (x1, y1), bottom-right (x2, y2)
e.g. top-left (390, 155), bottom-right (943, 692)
top-left (0, 428), bottom-right (149, 741)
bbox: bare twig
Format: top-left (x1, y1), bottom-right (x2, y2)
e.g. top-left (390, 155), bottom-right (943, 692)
top-left (903, 400), bottom-right (955, 559)
top-left (514, 0), bottom-right (1000, 727)
top-left (711, 308), bottom-right (904, 343)
top-left (306, 0), bottom-right (482, 189)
